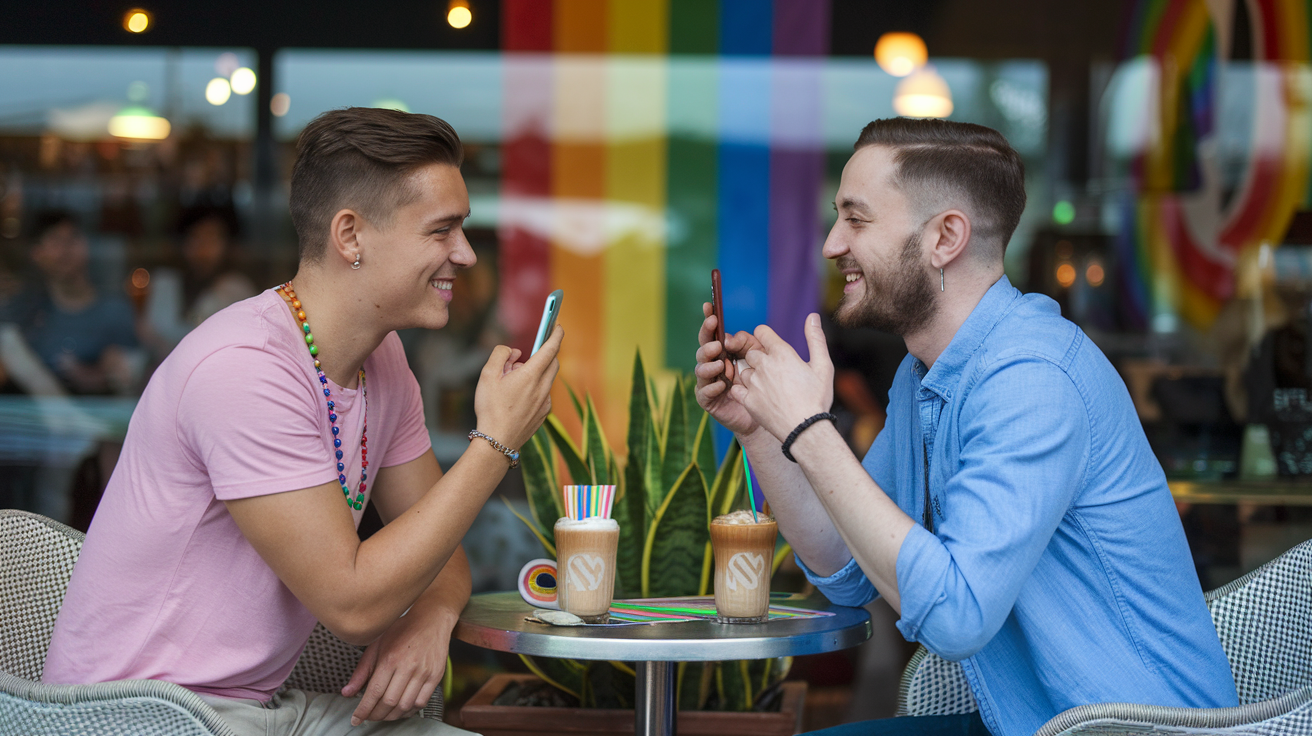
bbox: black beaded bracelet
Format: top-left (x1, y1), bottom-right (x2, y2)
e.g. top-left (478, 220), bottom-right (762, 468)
top-left (780, 412), bottom-right (837, 462)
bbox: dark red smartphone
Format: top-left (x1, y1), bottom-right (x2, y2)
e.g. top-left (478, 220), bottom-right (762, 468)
top-left (711, 268), bottom-right (727, 348)
top-left (711, 269), bottom-right (734, 385)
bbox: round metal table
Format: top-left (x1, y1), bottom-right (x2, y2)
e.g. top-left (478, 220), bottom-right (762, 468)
top-left (454, 592), bottom-right (872, 736)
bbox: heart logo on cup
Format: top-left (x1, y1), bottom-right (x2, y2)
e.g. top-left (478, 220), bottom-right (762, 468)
top-left (726, 552), bottom-right (766, 591)
top-left (567, 554), bottom-right (606, 591)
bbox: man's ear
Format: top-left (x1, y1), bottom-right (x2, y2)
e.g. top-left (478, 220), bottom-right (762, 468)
top-left (328, 209), bottom-right (363, 266)
top-left (928, 210), bottom-right (972, 270)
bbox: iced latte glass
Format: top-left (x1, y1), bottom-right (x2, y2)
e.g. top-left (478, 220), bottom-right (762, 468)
top-left (554, 517), bottom-right (620, 623)
top-left (710, 511), bottom-right (778, 624)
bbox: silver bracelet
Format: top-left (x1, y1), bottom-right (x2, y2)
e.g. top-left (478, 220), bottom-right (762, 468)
top-left (468, 430), bottom-right (520, 468)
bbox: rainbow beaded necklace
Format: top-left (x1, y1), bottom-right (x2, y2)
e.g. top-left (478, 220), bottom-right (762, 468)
top-left (277, 282), bottom-right (368, 510)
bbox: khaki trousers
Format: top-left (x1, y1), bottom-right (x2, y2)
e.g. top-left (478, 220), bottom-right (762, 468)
top-left (199, 689), bottom-right (480, 736)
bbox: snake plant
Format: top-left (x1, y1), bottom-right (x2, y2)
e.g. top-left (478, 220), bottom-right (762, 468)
top-left (505, 350), bottom-right (794, 711)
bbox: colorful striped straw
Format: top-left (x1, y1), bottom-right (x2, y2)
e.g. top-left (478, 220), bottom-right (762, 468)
top-left (742, 451), bottom-right (758, 523)
top-left (562, 485), bottom-right (617, 521)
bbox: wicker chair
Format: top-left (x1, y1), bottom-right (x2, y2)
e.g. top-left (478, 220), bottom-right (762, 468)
top-left (896, 538), bottom-right (1312, 735)
top-left (0, 509), bottom-right (443, 735)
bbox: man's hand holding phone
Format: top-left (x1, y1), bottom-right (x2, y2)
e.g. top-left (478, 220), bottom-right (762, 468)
top-left (694, 278), bottom-right (765, 436)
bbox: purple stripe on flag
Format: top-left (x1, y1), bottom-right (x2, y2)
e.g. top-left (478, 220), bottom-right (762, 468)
top-left (772, 0), bottom-right (830, 56)
top-left (767, 149), bottom-right (824, 360)
top-left (768, 0), bottom-right (829, 360)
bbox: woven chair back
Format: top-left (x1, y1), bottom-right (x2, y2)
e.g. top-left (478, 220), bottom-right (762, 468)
top-left (0, 510), bottom-right (85, 682)
top-left (283, 623), bottom-right (445, 720)
top-left (1206, 538), bottom-right (1312, 704)
top-left (284, 623), bottom-right (365, 694)
top-left (0, 508), bottom-right (444, 722)
top-left (898, 538), bottom-right (1312, 716)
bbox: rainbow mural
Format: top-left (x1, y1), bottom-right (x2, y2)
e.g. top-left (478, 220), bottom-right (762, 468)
top-left (1118, 0), bottom-right (1311, 329)
top-left (497, 0), bottom-right (830, 447)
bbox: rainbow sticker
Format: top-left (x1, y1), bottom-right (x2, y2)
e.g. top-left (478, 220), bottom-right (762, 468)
top-left (518, 558), bottom-right (559, 610)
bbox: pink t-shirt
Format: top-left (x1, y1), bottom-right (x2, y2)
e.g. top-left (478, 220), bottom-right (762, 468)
top-left (43, 289), bottom-right (431, 701)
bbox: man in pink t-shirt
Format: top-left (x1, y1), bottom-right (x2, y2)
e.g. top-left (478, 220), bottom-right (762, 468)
top-left (45, 108), bottom-right (561, 736)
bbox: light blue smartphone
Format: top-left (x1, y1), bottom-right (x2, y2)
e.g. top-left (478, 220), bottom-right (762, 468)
top-left (531, 289), bottom-right (564, 356)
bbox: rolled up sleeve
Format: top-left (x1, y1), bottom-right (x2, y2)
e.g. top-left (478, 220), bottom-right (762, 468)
top-left (894, 358), bottom-right (1090, 661)
top-left (796, 553), bottom-right (878, 606)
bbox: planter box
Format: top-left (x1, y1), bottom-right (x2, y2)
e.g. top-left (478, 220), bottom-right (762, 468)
top-left (461, 673), bottom-right (807, 736)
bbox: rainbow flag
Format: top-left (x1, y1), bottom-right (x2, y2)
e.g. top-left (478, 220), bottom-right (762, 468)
top-left (1116, 0), bottom-right (1311, 329)
top-left (498, 0), bottom-right (830, 447)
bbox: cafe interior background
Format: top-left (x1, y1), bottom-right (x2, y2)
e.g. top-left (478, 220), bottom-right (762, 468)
top-left (2, 0), bottom-right (1310, 727)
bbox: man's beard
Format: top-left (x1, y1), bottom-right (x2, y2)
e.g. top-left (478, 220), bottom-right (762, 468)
top-left (833, 231), bottom-right (938, 336)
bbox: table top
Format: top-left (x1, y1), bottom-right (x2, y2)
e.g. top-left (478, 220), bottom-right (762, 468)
top-left (454, 592), bottom-right (872, 662)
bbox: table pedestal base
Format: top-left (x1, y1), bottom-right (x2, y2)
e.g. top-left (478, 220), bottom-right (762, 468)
top-left (635, 660), bottom-right (675, 736)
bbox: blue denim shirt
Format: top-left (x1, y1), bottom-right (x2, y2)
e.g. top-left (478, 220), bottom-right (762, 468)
top-left (798, 276), bottom-right (1238, 736)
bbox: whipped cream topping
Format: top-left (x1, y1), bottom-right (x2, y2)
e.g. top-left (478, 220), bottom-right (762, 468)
top-left (713, 509), bottom-right (775, 525)
top-left (554, 516), bottom-right (620, 530)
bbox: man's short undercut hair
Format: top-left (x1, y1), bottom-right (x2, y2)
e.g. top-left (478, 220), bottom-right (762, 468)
top-left (290, 107), bottom-right (464, 262)
top-left (855, 118), bottom-right (1026, 260)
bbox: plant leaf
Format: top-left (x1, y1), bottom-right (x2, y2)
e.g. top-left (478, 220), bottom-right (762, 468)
top-left (643, 413), bottom-right (664, 514)
top-left (678, 662), bottom-right (714, 711)
top-left (649, 373), bottom-right (663, 449)
top-left (660, 380), bottom-right (689, 494)
top-left (682, 375), bottom-right (704, 453)
top-left (626, 350), bottom-right (652, 470)
top-left (519, 654), bottom-right (585, 700)
top-left (565, 381), bottom-right (585, 422)
top-left (716, 659), bottom-right (754, 711)
top-left (544, 415), bottom-right (590, 486)
top-left (766, 657), bottom-right (792, 688)
top-left (641, 464), bottom-right (709, 598)
top-left (501, 496), bottom-right (554, 557)
top-left (583, 396), bottom-right (610, 484)
top-left (698, 540), bottom-right (712, 596)
top-left (709, 438), bottom-right (744, 518)
top-left (585, 662), bottom-right (633, 709)
top-left (520, 426), bottom-right (562, 547)
top-left (690, 409), bottom-right (716, 495)
top-left (614, 464), bottom-right (646, 599)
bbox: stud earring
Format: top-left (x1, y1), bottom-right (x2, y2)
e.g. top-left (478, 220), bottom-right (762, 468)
top-left (940, 268), bottom-right (945, 292)
top-left (352, 254), bottom-right (361, 270)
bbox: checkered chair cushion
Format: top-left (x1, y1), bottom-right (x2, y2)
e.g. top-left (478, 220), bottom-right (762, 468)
top-left (0, 509), bottom-right (443, 734)
top-left (896, 538), bottom-right (1312, 735)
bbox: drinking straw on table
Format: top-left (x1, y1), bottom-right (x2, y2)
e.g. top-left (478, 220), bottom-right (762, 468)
top-left (742, 451), bottom-right (758, 523)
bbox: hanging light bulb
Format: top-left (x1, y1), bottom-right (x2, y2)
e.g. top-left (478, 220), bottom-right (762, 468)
top-left (893, 66), bottom-right (953, 118)
top-left (875, 32), bottom-right (927, 77)
top-left (447, 0), bottom-right (472, 29)
top-left (123, 9), bottom-right (152, 33)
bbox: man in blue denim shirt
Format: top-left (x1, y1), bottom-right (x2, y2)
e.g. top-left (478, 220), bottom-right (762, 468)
top-left (695, 119), bottom-right (1237, 736)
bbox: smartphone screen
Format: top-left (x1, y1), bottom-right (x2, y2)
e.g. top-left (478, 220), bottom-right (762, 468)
top-left (531, 289), bottom-right (564, 356)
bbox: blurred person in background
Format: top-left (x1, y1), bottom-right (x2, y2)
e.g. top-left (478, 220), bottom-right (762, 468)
top-left (143, 204), bottom-right (257, 357)
top-left (0, 211), bottom-right (141, 395)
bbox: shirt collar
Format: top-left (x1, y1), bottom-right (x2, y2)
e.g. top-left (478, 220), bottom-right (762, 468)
top-left (914, 275), bottom-right (1020, 400)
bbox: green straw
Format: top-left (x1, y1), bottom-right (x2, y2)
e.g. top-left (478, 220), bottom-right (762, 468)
top-left (742, 451), bottom-right (758, 523)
